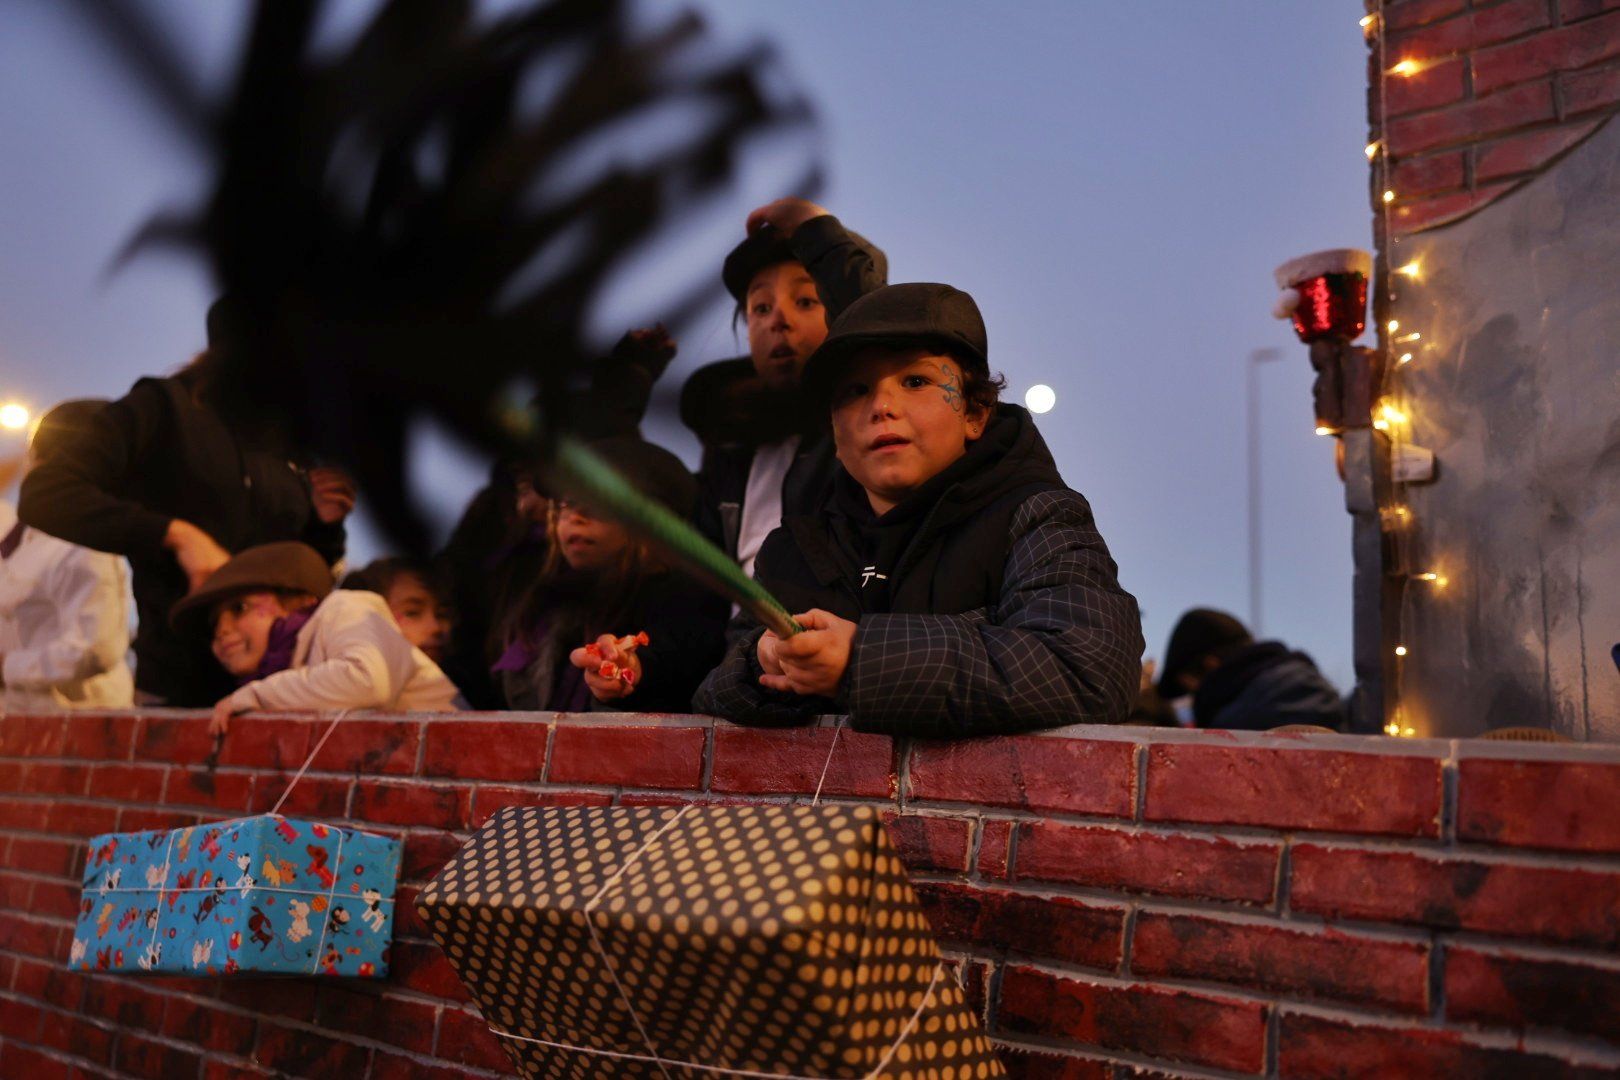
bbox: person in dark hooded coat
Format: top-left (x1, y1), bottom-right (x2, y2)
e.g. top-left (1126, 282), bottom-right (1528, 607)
top-left (1155, 608), bottom-right (1345, 730)
top-left (694, 283), bottom-right (1143, 737)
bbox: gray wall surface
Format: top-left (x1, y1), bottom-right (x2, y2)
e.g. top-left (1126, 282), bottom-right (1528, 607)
top-left (1387, 116), bottom-right (1620, 739)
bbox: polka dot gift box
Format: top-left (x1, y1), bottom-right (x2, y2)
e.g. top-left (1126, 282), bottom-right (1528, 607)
top-left (68, 814), bottom-right (400, 978)
top-left (416, 803), bottom-right (1006, 1079)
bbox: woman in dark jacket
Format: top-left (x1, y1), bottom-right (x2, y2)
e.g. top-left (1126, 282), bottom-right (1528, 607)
top-left (18, 319), bottom-right (351, 705)
top-left (695, 283), bottom-right (1144, 737)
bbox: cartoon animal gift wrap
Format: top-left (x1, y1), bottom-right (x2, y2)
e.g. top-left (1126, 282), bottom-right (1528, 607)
top-left (68, 815), bottom-right (400, 978)
top-left (417, 804), bottom-right (1007, 1080)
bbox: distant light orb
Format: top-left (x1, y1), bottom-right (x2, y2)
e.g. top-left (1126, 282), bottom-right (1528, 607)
top-left (1024, 384), bottom-right (1056, 414)
top-left (0, 403), bottom-right (29, 431)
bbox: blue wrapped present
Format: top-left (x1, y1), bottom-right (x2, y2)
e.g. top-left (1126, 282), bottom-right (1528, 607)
top-left (68, 814), bottom-right (400, 978)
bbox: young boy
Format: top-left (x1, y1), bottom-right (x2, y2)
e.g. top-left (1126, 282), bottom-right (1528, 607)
top-left (694, 283), bottom-right (1144, 736)
top-left (340, 558), bottom-right (455, 666)
top-left (170, 542), bottom-right (462, 736)
top-left (0, 401), bottom-right (134, 710)
top-left (682, 198), bottom-right (887, 579)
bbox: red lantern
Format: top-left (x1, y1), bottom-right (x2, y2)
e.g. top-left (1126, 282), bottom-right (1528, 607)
top-left (1273, 249), bottom-right (1372, 343)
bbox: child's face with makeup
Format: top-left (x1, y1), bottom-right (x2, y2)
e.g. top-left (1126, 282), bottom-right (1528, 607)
top-left (830, 347), bottom-right (988, 515)
top-left (210, 591), bottom-right (295, 677)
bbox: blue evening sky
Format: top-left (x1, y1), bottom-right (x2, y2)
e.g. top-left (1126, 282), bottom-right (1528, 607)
top-left (0, 1), bottom-right (1371, 687)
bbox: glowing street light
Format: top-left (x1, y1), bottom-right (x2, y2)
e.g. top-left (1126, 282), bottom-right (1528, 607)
top-left (1024, 384), bottom-right (1056, 414)
top-left (0, 403), bottom-right (30, 431)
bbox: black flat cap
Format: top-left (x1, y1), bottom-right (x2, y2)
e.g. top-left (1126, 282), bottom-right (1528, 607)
top-left (800, 283), bottom-right (989, 407)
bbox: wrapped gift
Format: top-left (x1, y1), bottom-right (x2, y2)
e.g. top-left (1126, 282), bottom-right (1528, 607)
top-left (417, 803), bottom-right (1005, 1079)
top-left (68, 813), bottom-right (400, 978)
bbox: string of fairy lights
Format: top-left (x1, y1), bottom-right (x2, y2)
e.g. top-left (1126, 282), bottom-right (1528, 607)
top-left (1363, 1), bottom-right (1449, 737)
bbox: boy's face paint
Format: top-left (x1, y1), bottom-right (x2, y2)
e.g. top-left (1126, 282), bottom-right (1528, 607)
top-left (555, 502), bottom-right (633, 572)
top-left (745, 261), bottom-right (827, 391)
top-left (384, 572), bottom-right (453, 663)
top-left (211, 591), bottom-right (291, 677)
top-left (830, 347), bottom-right (989, 516)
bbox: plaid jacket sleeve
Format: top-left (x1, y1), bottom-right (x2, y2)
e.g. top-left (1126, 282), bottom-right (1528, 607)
top-left (844, 489), bottom-right (1143, 738)
top-left (690, 620), bottom-right (828, 726)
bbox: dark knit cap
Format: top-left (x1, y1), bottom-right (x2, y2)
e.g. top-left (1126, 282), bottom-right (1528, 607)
top-left (721, 223), bottom-right (887, 303)
top-left (800, 283), bottom-right (989, 408)
top-left (170, 542), bottom-right (334, 632)
top-left (1157, 608), bottom-right (1253, 698)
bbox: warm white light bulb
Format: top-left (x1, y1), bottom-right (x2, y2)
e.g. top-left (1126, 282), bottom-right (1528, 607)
top-left (1383, 190), bottom-right (1396, 204)
top-left (1399, 353), bottom-right (1413, 365)
top-left (0, 403), bottom-right (29, 431)
top-left (1390, 59), bottom-right (1422, 77)
top-left (1394, 645), bottom-right (1408, 657)
top-left (1387, 320), bottom-right (1399, 333)
top-left (1365, 141), bottom-right (1380, 159)
top-left (1396, 261), bottom-right (1422, 278)
top-left (1024, 384), bottom-right (1056, 414)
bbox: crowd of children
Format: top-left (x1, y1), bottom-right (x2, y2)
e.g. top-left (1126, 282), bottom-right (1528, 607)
top-left (5, 198), bottom-right (1152, 737)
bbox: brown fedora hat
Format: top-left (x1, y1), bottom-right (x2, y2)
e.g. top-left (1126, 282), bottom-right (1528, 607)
top-left (169, 542), bottom-right (334, 633)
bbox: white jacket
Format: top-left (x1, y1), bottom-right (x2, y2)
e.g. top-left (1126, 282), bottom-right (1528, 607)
top-left (0, 501), bottom-right (134, 710)
top-left (223, 589), bottom-right (461, 713)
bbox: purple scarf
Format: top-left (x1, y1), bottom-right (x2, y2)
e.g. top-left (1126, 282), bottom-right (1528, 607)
top-left (490, 612), bottom-right (593, 712)
top-left (238, 609), bottom-right (315, 686)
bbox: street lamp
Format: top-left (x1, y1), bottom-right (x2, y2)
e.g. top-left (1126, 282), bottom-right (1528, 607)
top-left (1247, 348), bottom-right (1284, 633)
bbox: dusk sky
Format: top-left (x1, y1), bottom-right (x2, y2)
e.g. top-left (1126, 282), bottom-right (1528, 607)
top-left (0, 1), bottom-right (1371, 688)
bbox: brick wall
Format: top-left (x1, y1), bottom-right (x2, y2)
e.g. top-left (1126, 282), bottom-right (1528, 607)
top-left (3, 712), bottom-right (1620, 1077)
top-left (1375, 0), bottom-right (1620, 234)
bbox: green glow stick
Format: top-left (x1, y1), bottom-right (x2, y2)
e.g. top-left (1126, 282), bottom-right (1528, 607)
top-left (550, 435), bottom-right (802, 638)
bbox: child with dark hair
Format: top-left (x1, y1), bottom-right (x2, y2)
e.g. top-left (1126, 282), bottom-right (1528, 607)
top-left (695, 283), bottom-right (1144, 737)
top-left (173, 542), bottom-right (462, 736)
top-left (493, 438), bottom-right (727, 713)
top-left (340, 557), bottom-right (454, 666)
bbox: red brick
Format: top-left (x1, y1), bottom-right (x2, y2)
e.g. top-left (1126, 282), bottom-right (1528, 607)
top-left (133, 715), bottom-right (213, 763)
top-left (1385, 57), bottom-right (1467, 117)
top-left (1132, 911), bottom-right (1429, 1013)
top-left (161, 993), bottom-right (257, 1055)
top-left (81, 979), bottom-right (168, 1029)
top-left (0, 870), bottom-right (30, 910)
top-left (1145, 744), bottom-right (1441, 838)
top-left (390, 940), bottom-right (469, 1001)
top-left (1457, 758), bottom-right (1620, 852)
top-left (45, 800), bottom-right (121, 838)
top-left (1015, 822), bottom-right (1280, 906)
top-left (30, 880), bottom-right (80, 921)
top-left (468, 786), bottom-right (611, 829)
top-left (0, 914), bottom-right (62, 959)
top-left (436, 1004), bottom-right (515, 1071)
top-left (1474, 10), bottom-right (1620, 95)
top-left (0, 995), bottom-right (43, 1040)
top-left (250, 774), bottom-right (352, 818)
top-left (1385, 0), bottom-right (1468, 32)
top-left (24, 762), bottom-right (89, 797)
top-left (1290, 843), bottom-right (1620, 948)
top-left (1475, 122), bottom-right (1600, 179)
top-left (1388, 81), bottom-right (1555, 155)
top-left (0, 797), bottom-right (51, 831)
top-left (978, 819), bottom-right (1015, 880)
top-left (1389, 0), bottom-right (1550, 59)
top-left (1563, 61), bottom-right (1620, 112)
top-left (0, 760), bottom-right (24, 789)
top-left (0, 1043), bottom-right (70, 1075)
top-left (951, 957), bottom-right (991, 1022)
top-left (254, 1021), bottom-right (372, 1074)
top-left (399, 831), bottom-right (465, 882)
top-left (908, 736), bottom-right (1135, 817)
top-left (710, 725), bottom-right (895, 799)
top-left (307, 718), bottom-right (421, 776)
top-left (372, 1050), bottom-right (478, 1080)
top-left (996, 966), bottom-right (1266, 1073)
top-left (395, 883), bottom-right (430, 938)
top-left (1392, 150), bottom-right (1466, 195)
top-left (7, 837), bottom-right (77, 877)
top-left (1278, 1011), bottom-right (1598, 1078)
top-left (0, 715), bottom-right (69, 757)
top-left (12, 959), bottom-right (84, 1010)
top-left (219, 978), bottom-right (318, 1022)
top-left (1445, 945), bottom-right (1620, 1041)
top-left (116, 808), bottom-right (199, 833)
top-left (352, 781), bottom-right (469, 829)
top-left (1564, 0), bottom-right (1620, 21)
top-left (162, 768), bottom-right (255, 812)
top-left (315, 985), bottom-right (437, 1055)
top-left (214, 717), bottom-right (312, 771)
top-left (37, 1009), bottom-right (114, 1064)
top-left (995, 1046), bottom-right (1110, 1079)
top-left (548, 723), bottom-right (705, 789)
top-left (203, 1061), bottom-right (274, 1080)
top-left (1390, 182), bottom-right (1516, 233)
top-left (115, 1030), bottom-right (204, 1079)
top-left (917, 882), bottom-right (1124, 970)
top-left (882, 813), bottom-right (974, 874)
top-left (615, 792), bottom-right (698, 807)
top-left (422, 720), bottom-right (549, 782)
top-left (83, 763), bottom-right (165, 802)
